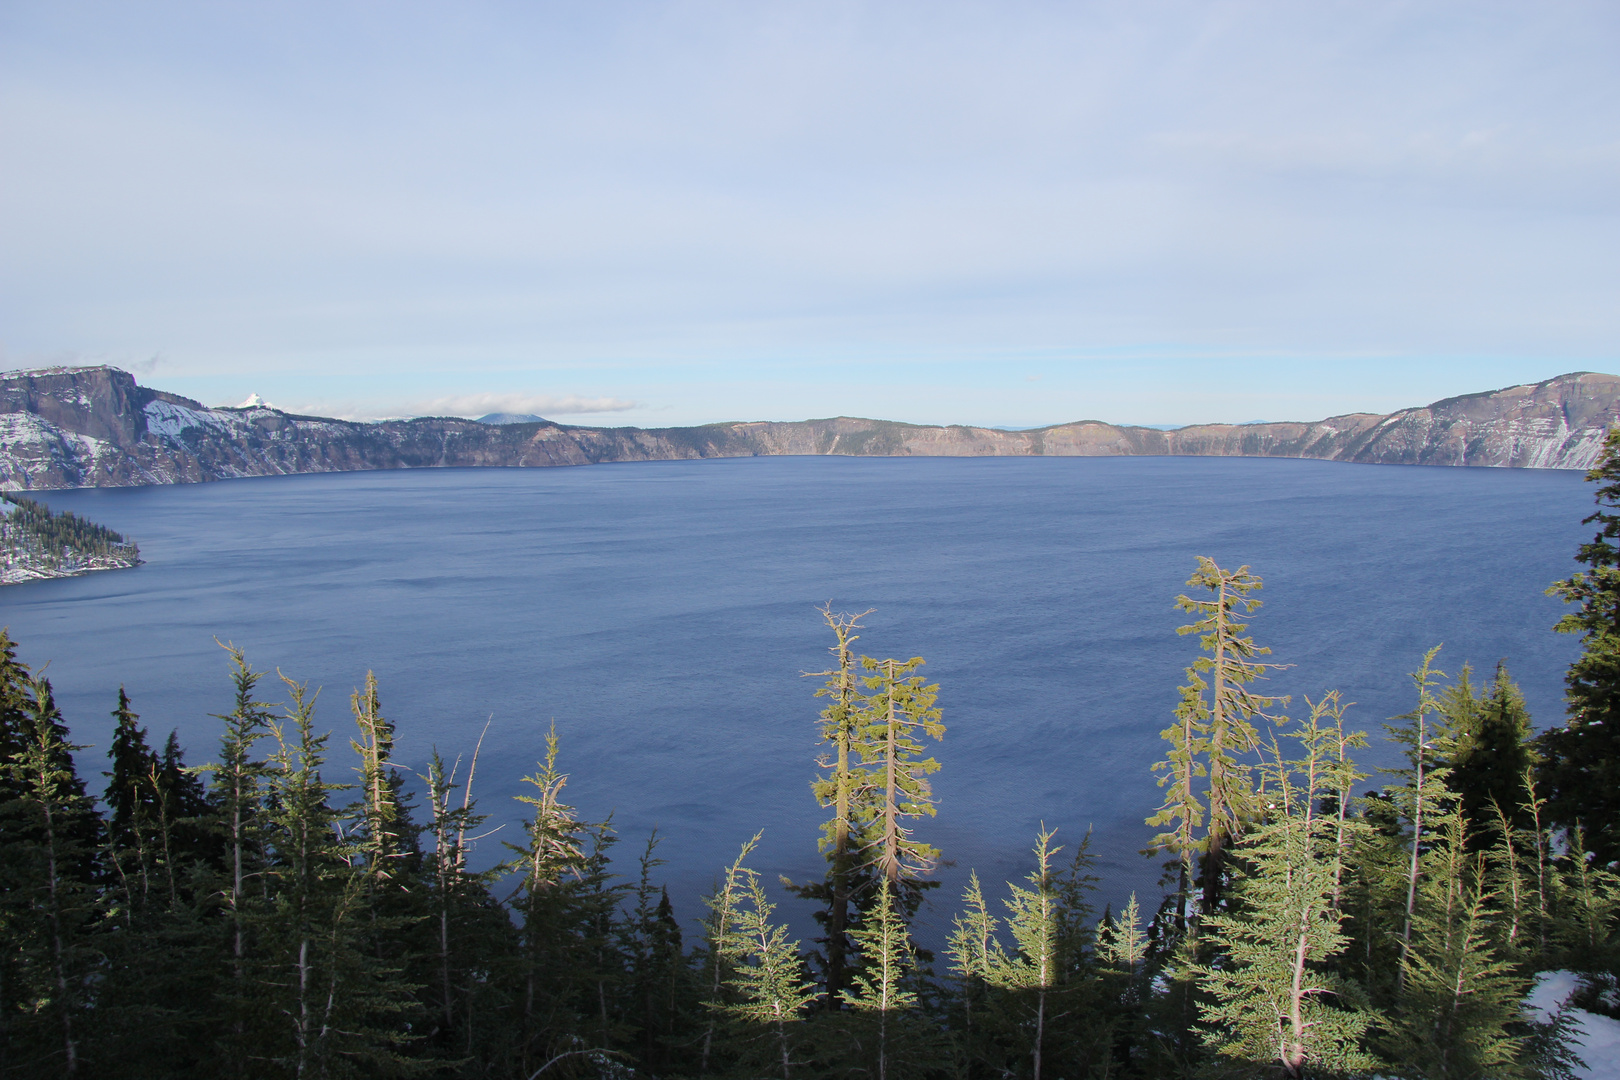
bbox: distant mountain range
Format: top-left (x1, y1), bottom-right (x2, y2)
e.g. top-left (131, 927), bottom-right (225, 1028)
top-left (0, 365), bottom-right (1616, 490)
top-left (476, 412), bottom-right (546, 425)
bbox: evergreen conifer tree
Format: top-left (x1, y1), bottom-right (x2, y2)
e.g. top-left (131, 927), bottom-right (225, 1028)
top-left (0, 629), bottom-right (29, 771)
top-left (1386, 645), bottom-right (1452, 989)
top-left (948, 832), bottom-right (1113, 1079)
top-left (418, 741), bottom-right (515, 1068)
top-left (89, 685), bottom-right (223, 1079)
top-left (155, 728), bottom-right (216, 866)
top-left (350, 672), bottom-right (418, 885)
top-left (1379, 816), bottom-right (1536, 1080)
top-left (105, 689), bottom-right (158, 848)
top-left (346, 672), bottom-right (435, 1062)
top-left (257, 676), bottom-right (417, 1075)
top-left (506, 723), bottom-right (626, 1075)
top-left (698, 833), bottom-right (761, 1078)
top-left (794, 605), bottom-right (878, 1011)
top-left (1192, 696), bottom-right (1377, 1079)
top-left (622, 835), bottom-right (691, 1076)
top-left (201, 644), bottom-right (275, 1069)
top-left (1442, 662), bottom-right (1539, 842)
top-left (1484, 777), bottom-right (1558, 968)
top-left (856, 655), bottom-right (944, 886)
top-left (1148, 557), bottom-right (1287, 918)
top-left (842, 879), bottom-right (930, 1080)
top-left (946, 869), bottom-right (1001, 1052)
top-left (1544, 426), bottom-right (1620, 867)
top-left (719, 863), bottom-right (817, 1080)
top-left (990, 828), bottom-right (1065, 1080)
top-left (104, 687), bottom-right (162, 912)
top-left (1095, 893), bottom-right (1153, 1076)
top-left (1552, 827), bottom-right (1620, 974)
top-left (0, 674), bottom-right (101, 1076)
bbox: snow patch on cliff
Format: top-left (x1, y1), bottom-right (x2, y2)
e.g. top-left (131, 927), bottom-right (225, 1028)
top-left (0, 412), bottom-right (158, 489)
top-left (143, 399), bottom-right (232, 441)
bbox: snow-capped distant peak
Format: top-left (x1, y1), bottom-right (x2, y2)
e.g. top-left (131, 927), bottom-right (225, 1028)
top-left (236, 393), bottom-right (266, 408)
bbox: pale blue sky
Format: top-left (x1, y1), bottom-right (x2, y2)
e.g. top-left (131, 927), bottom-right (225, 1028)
top-left (2, 1), bottom-right (1616, 426)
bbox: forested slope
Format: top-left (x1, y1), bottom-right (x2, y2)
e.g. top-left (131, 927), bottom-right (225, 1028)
top-left (0, 493), bottom-right (140, 584)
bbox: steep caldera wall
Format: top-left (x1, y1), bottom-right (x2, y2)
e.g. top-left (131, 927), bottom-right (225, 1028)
top-left (2, 366), bottom-right (1616, 491)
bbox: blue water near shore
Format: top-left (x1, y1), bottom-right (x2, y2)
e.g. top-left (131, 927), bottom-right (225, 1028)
top-left (0, 455), bottom-right (1591, 943)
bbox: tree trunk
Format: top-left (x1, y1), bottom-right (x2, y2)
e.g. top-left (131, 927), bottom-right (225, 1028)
top-left (828, 639), bottom-right (854, 1010)
top-left (1398, 712), bottom-right (1426, 992)
top-left (38, 781), bottom-right (77, 1075)
top-left (1032, 988), bottom-right (1046, 1080)
top-left (1202, 578), bottom-right (1230, 913)
top-left (884, 659), bottom-right (899, 884)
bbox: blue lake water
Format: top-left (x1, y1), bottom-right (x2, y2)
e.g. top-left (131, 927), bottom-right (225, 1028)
top-left (0, 455), bottom-right (1592, 943)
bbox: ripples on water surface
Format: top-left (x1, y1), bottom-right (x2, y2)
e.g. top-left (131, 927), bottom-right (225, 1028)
top-left (0, 456), bottom-right (1590, 941)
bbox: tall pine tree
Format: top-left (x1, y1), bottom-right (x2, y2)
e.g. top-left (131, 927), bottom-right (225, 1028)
top-left (1148, 557), bottom-right (1287, 921)
top-left (1544, 426), bottom-right (1620, 867)
top-left (0, 674), bottom-right (101, 1077)
top-left (794, 605), bottom-right (878, 1011)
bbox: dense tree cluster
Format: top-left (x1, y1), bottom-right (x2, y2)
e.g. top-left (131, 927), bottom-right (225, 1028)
top-left (0, 495), bottom-right (139, 579)
top-left (5, 438), bottom-right (1620, 1079)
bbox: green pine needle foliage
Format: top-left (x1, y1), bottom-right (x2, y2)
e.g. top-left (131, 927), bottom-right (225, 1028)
top-left (1193, 697), bottom-right (1378, 1079)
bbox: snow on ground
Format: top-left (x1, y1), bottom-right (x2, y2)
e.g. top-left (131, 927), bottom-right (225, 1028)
top-left (142, 398), bottom-right (231, 440)
top-left (1529, 971), bottom-right (1620, 1080)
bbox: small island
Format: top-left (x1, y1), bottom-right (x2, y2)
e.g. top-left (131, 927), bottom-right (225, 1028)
top-left (0, 492), bottom-right (141, 584)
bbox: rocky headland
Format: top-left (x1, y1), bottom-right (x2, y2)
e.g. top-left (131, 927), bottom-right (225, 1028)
top-left (1, 366), bottom-right (1616, 491)
top-left (0, 491), bottom-right (141, 584)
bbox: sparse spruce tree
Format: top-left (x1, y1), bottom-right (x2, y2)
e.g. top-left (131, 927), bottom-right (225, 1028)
top-left (1146, 642), bottom-right (1209, 932)
top-left (1181, 558), bottom-right (1288, 911)
top-left (793, 605), bottom-right (878, 1011)
top-left (946, 870), bottom-right (1001, 1048)
top-left (1387, 645), bottom-right (1451, 990)
top-left (1148, 557), bottom-right (1287, 921)
top-left (350, 672), bottom-right (419, 888)
top-left (417, 740), bottom-right (515, 1069)
top-left (698, 833), bottom-right (761, 1078)
top-left (346, 673), bottom-right (433, 1060)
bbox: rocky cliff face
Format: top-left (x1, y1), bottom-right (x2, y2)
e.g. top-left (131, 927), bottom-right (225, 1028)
top-left (1, 366), bottom-right (1616, 491)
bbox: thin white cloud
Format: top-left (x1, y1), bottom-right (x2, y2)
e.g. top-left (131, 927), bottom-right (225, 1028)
top-left (287, 391), bottom-right (638, 422)
top-left (400, 392), bottom-right (638, 420)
